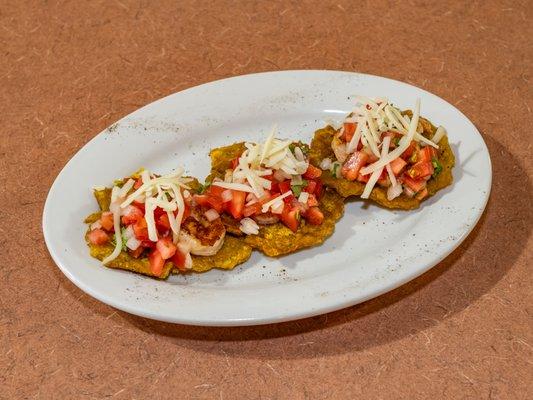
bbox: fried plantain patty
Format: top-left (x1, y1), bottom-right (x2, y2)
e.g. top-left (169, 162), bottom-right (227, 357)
top-left (85, 179), bottom-right (252, 277)
top-left (309, 114), bottom-right (455, 210)
top-left (208, 142), bottom-right (344, 257)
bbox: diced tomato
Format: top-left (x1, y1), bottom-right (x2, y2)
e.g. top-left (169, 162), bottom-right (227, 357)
top-left (99, 211), bottom-right (114, 231)
top-left (148, 250), bottom-right (166, 277)
top-left (283, 193), bottom-right (296, 205)
top-left (243, 203), bottom-right (262, 217)
top-left (390, 157), bottom-right (407, 175)
top-left (418, 146), bottom-right (438, 163)
top-left (341, 122), bottom-right (356, 142)
top-left (121, 205), bottom-right (144, 225)
top-left (403, 176), bottom-right (427, 192)
top-left (304, 207), bottom-right (324, 225)
top-left (129, 246), bottom-right (144, 258)
top-left (141, 240), bottom-right (156, 249)
top-left (306, 194), bottom-right (318, 207)
top-left (303, 164), bottom-right (322, 179)
top-left (230, 157), bottom-right (240, 170)
top-left (314, 180), bottom-right (324, 198)
top-left (341, 151), bottom-right (369, 181)
top-left (304, 180), bottom-right (317, 194)
top-left (156, 237), bottom-right (177, 260)
top-left (407, 161), bottom-right (434, 179)
top-left (87, 229), bottom-right (109, 245)
top-left (228, 190), bottom-right (246, 219)
top-left (133, 217), bottom-right (149, 241)
top-left (270, 181), bottom-right (279, 193)
top-left (278, 180), bottom-right (291, 194)
top-left (132, 200), bottom-right (145, 213)
top-left (153, 206), bottom-right (166, 219)
top-left (133, 178), bottom-right (143, 189)
top-left (357, 173), bottom-right (370, 183)
top-left (415, 187), bottom-right (429, 200)
top-left (156, 213), bottom-right (171, 232)
top-left (362, 148), bottom-right (379, 163)
top-left (280, 206), bottom-right (300, 232)
top-left (181, 203), bottom-right (191, 222)
top-left (206, 184), bottom-right (225, 197)
top-left (401, 141), bottom-right (417, 160)
top-left (170, 247), bottom-right (189, 272)
top-left (194, 194), bottom-right (223, 213)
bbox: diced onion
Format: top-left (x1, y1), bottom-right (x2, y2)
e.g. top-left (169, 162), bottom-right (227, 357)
top-left (221, 189), bottom-right (233, 202)
top-left (298, 191), bottom-right (309, 204)
top-left (204, 208), bottom-right (220, 222)
top-left (271, 200), bottom-right (284, 214)
top-left (123, 225), bottom-right (134, 240)
top-left (319, 158), bottom-right (332, 170)
top-left (239, 217), bottom-right (260, 235)
top-left (387, 183), bottom-right (403, 201)
top-left (90, 221), bottom-right (102, 230)
top-left (126, 236), bottom-right (141, 250)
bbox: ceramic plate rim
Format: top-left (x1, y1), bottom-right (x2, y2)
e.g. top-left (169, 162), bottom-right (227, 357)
top-left (42, 70), bottom-right (492, 326)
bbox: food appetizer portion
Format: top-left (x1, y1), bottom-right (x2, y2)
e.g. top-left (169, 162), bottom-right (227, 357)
top-left (310, 97), bottom-right (454, 209)
top-left (84, 169), bottom-right (252, 279)
top-left (203, 131), bottom-right (344, 257)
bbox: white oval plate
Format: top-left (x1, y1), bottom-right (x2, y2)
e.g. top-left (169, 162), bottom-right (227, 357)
top-left (43, 71), bottom-right (491, 326)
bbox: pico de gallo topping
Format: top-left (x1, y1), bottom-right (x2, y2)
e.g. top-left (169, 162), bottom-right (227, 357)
top-left (321, 97), bottom-right (447, 201)
top-left (86, 168), bottom-right (226, 276)
top-left (197, 130), bottom-right (326, 234)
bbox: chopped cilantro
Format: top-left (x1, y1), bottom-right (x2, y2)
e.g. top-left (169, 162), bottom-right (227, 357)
top-left (431, 157), bottom-right (443, 177)
top-left (394, 137), bottom-right (401, 146)
top-left (291, 179), bottom-right (308, 197)
top-left (197, 180), bottom-right (212, 194)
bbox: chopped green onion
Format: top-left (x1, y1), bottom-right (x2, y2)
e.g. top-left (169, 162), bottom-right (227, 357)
top-left (432, 157), bottom-right (443, 177)
top-left (331, 162), bottom-right (341, 178)
top-left (197, 180), bottom-right (212, 194)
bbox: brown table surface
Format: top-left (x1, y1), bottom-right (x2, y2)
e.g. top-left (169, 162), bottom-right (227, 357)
top-left (1, 1), bottom-right (532, 398)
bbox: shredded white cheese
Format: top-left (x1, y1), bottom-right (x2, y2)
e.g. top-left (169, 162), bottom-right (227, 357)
top-left (261, 191), bottom-right (292, 213)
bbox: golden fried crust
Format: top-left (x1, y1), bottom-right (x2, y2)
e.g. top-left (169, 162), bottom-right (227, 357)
top-left (242, 189), bottom-right (344, 257)
top-left (209, 141), bottom-right (344, 256)
top-left (182, 213), bottom-right (226, 246)
top-left (209, 142), bottom-right (246, 178)
top-left (85, 178), bottom-right (252, 276)
top-left (85, 235), bottom-right (174, 279)
top-left (185, 236), bottom-right (252, 273)
top-left (309, 116), bottom-right (455, 210)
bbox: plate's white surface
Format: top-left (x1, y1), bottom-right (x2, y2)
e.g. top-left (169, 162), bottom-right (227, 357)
top-left (43, 70), bottom-right (491, 326)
